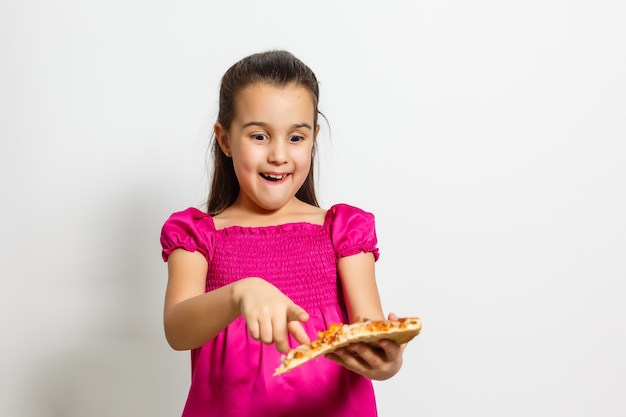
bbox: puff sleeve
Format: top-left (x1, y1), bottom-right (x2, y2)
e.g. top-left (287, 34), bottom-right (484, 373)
top-left (326, 203), bottom-right (380, 261)
top-left (160, 207), bottom-right (215, 262)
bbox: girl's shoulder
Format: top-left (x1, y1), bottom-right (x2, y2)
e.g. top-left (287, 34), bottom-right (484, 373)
top-left (324, 203), bottom-right (376, 226)
top-left (162, 204), bottom-right (375, 229)
top-left (163, 206), bottom-right (216, 230)
top-left (160, 207), bottom-right (216, 261)
top-left (284, 202), bottom-right (374, 228)
top-left (325, 203), bottom-right (379, 260)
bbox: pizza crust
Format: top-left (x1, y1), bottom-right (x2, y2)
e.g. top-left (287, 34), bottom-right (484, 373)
top-left (273, 317), bottom-right (422, 376)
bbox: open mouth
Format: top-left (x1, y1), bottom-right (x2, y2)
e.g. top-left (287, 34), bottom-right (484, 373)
top-left (260, 173), bottom-right (289, 182)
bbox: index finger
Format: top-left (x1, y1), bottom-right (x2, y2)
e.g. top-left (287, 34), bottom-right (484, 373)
top-left (287, 320), bottom-right (310, 345)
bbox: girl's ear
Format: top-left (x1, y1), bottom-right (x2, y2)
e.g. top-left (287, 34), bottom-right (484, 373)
top-left (314, 124), bottom-right (320, 139)
top-left (214, 123), bottom-right (231, 157)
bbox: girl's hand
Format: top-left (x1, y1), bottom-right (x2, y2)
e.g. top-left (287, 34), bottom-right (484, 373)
top-left (233, 277), bottom-right (310, 353)
top-left (325, 313), bottom-right (407, 381)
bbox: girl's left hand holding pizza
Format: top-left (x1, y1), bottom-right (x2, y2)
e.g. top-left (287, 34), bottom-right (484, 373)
top-left (325, 313), bottom-right (407, 381)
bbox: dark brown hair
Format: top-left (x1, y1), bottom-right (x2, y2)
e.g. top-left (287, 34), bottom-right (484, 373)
top-left (206, 50), bottom-right (322, 215)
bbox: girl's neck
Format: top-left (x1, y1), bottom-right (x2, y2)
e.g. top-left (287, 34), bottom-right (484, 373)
top-left (213, 198), bottom-right (326, 229)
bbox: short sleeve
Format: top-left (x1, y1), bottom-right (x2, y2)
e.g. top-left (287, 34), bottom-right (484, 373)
top-left (160, 207), bottom-right (216, 262)
top-left (326, 203), bottom-right (380, 261)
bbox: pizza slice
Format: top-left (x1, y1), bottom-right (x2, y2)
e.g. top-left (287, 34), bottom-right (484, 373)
top-left (273, 316), bottom-right (422, 376)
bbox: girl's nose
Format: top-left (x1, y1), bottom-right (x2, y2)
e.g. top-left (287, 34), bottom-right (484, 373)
top-left (268, 138), bottom-right (288, 164)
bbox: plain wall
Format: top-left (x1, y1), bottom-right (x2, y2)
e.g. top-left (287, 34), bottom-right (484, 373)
top-left (1, 1), bottom-right (625, 416)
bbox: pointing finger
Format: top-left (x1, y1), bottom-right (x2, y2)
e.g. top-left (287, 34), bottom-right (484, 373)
top-left (287, 320), bottom-right (310, 345)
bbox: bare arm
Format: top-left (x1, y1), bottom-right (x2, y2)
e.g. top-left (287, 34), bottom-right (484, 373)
top-left (328, 251), bottom-right (406, 380)
top-left (163, 248), bottom-right (310, 352)
top-left (337, 252), bottom-right (385, 323)
top-left (163, 249), bottom-right (240, 350)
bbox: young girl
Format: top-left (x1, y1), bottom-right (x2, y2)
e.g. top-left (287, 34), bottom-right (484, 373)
top-left (160, 50), bottom-right (407, 417)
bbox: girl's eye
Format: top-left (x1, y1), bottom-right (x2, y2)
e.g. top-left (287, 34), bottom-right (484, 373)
top-left (252, 134), bottom-right (267, 141)
top-left (289, 135), bottom-right (304, 143)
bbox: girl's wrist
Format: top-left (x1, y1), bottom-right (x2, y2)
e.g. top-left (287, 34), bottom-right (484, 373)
top-left (231, 277), bottom-right (257, 308)
top-left (231, 279), bottom-right (245, 307)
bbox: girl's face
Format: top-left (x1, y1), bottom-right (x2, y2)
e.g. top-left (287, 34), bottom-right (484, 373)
top-left (216, 82), bottom-right (318, 213)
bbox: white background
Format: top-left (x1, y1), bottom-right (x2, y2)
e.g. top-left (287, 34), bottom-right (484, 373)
top-left (1, 1), bottom-right (625, 416)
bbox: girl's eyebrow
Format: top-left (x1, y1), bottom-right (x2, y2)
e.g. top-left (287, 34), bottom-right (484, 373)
top-left (241, 121), bottom-right (313, 130)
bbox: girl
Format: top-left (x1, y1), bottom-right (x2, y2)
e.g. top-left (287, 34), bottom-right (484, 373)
top-left (160, 50), bottom-right (406, 417)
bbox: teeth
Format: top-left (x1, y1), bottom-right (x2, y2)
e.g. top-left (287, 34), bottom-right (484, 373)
top-left (262, 173), bottom-right (287, 181)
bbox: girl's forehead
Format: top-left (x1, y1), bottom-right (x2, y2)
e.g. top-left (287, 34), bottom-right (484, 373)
top-left (233, 83), bottom-right (315, 123)
top-left (237, 82), bottom-right (313, 102)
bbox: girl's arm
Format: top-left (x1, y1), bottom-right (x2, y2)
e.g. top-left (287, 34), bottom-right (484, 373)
top-left (163, 249), bottom-right (239, 350)
top-left (338, 252), bottom-right (385, 323)
top-left (164, 249), bottom-right (310, 352)
top-left (329, 252), bottom-right (406, 380)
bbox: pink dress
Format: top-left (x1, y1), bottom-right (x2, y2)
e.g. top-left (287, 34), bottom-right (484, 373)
top-left (160, 203), bottom-right (380, 417)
